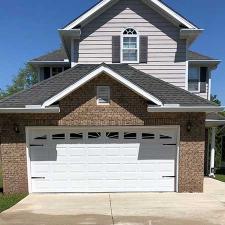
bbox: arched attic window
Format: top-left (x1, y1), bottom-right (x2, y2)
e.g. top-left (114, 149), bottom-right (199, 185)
top-left (121, 28), bottom-right (139, 63)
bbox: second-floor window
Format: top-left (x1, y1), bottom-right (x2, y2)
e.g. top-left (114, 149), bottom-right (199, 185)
top-left (121, 28), bottom-right (139, 63)
top-left (188, 67), bottom-right (200, 92)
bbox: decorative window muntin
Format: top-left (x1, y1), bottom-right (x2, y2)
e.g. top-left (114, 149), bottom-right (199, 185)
top-left (52, 133), bottom-right (65, 140)
top-left (142, 133), bottom-right (155, 139)
top-left (34, 135), bottom-right (47, 140)
top-left (70, 133), bottom-right (83, 140)
top-left (106, 132), bottom-right (119, 139)
top-left (88, 132), bottom-right (101, 139)
top-left (160, 134), bottom-right (172, 140)
top-left (124, 132), bottom-right (137, 140)
top-left (121, 28), bottom-right (139, 63)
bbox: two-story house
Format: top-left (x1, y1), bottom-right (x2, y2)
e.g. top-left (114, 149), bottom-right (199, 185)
top-left (0, 0), bottom-right (224, 194)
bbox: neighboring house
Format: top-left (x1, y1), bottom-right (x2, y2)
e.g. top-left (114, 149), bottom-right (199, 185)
top-left (0, 0), bottom-right (224, 194)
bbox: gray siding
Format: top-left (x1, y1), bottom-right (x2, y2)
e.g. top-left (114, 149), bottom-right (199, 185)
top-left (73, 0), bottom-right (186, 88)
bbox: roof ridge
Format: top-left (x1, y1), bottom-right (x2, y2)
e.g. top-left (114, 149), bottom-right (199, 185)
top-left (125, 64), bottom-right (216, 106)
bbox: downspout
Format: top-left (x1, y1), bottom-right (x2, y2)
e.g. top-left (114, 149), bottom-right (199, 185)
top-left (209, 127), bottom-right (216, 177)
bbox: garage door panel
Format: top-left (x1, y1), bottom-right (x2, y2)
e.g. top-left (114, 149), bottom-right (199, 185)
top-left (105, 163), bottom-right (121, 172)
top-left (70, 164), bottom-right (87, 172)
top-left (29, 127), bottom-right (178, 193)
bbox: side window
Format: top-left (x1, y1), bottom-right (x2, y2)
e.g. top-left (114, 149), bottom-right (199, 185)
top-left (43, 67), bottom-right (51, 80)
top-left (188, 67), bottom-right (200, 92)
top-left (52, 67), bottom-right (63, 76)
top-left (121, 28), bottom-right (139, 63)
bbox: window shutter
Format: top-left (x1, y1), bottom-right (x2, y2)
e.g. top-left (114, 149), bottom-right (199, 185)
top-left (112, 36), bottom-right (120, 63)
top-left (200, 67), bottom-right (208, 93)
top-left (139, 36), bottom-right (148, 63)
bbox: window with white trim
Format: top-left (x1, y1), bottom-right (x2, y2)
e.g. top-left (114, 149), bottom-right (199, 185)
top-left (97, 86), bottom-right (110, 105)
top-left (188, 67), bottom-right (200, 92)
top-left (121, 28), bottom-right (139, 63)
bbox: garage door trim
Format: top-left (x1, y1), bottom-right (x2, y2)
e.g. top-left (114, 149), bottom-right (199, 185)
top-left (26, 126), bottom-right (180, 193)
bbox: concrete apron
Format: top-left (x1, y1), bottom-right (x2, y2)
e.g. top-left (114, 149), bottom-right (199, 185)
top-left (0, 178), bottom-right (225, 225)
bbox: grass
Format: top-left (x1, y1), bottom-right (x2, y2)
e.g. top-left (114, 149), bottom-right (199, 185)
top-left (215, 174), bottom-right (225, 182)
top-left (215, 168), bottom-right (225, 183)
top-left (0, 168), bottom-right (27, 213)
top-left (0, 194), bottom-right (27, 213)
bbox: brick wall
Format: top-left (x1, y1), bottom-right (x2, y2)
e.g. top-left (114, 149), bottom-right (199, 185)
top-left (0, 74), bottom-right (205, 193)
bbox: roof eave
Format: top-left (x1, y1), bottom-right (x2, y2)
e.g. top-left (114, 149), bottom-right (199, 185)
top-left (58, 29), bottom-right (81, 60)
top-left (147, 106), bottom-right (224, 113)
top-left (206, 119), bottom-right (225, 128)
top-left (189, 60), bottom-right (221, 67)
top-left (63, 0), bottom-right (198, 30)
top-left (180, 29), bottom-right (204, 45)
top-left (29, 61), bottom-right (70, 66)
top-left (0, 107), bottom-right (60, 114)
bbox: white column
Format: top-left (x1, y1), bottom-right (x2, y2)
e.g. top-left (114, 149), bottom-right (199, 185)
top-left (209, 127), bottom-right (216, 177)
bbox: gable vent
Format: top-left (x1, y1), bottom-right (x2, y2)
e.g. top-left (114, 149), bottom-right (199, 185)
top-left (97, 86), bottom-right (110, 105)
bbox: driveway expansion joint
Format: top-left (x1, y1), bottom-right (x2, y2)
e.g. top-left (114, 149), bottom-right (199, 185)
top-left (109, 193), bottom-right (115, 225)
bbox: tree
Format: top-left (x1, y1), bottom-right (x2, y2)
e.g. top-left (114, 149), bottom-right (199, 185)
top-left (211, 95), bottom-right (221, 106)
top-left (0, 64), bottom-right (38, 99)
top-left (209, 95), bottom-right (225, 169)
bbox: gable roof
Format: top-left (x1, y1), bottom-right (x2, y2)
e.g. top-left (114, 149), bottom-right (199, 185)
top-left (188, 51), bottom-right (218, 61)
top-left (30, 48), bottom-right (68, 62)
top-left (63, 0), bottom-right (198, 30)
top-left (0, 64), bottom-right (217, 110)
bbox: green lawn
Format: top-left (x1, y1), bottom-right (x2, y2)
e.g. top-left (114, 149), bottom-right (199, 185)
top-left (0, 169), bottom-right (27, 213)
top-left (215, 174), bottom-right (225, 182)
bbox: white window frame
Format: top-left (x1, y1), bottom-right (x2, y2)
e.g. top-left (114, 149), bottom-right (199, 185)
top-left (120, 28), bottom-right (139, 64)
top-left (96, 86), bottom-right (110, 105)
top-left (188, 66), bottom-right (200, 93)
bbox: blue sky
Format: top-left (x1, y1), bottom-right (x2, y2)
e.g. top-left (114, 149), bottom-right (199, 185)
top-left (0, 0), bottom-right (224, 105)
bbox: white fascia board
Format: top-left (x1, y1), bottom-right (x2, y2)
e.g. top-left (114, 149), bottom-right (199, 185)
top-left (29, 61), bottom-right (70, 65)
top-left (63, 0), bottom-right (198, 30)
top-left (147, 106), bottom-right (224, 113)
top-left (189, 60), bottom-right (221, 64)
top-left (205, 120), bottom-right (225, 128)
top-left (149, 0), bottom-right (198, 29)
top-left (63, 0), bottom-right (112, 30)
top-left (42, 66), bottom-right (163, 108)
top-left (0, 107), bottom-right (60, 114)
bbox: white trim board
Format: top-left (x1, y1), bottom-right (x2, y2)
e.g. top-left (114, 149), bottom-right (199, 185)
top-left (42, 65), bottom-right (163, 108)
top-left (63, 0), bottom-right (198, 30)
top-left (147, 106), bottom-right (223, 113)
top-left (0, 107), bottom-right (60, 114)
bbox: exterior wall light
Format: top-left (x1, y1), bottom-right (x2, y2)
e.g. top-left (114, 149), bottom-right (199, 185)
top-left (186, 120), bottom-right (192, 132)
top-left (13, 124), bottom-right (20, 133)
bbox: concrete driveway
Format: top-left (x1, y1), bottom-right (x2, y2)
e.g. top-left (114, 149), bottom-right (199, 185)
top-left (0, 178), bottom-right (225, 225)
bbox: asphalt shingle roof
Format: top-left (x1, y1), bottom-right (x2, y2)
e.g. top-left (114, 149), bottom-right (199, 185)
top-left (0, 64), bottom-right (214, 108)
top-left (188, 51), bottom-right (217, 61)
top-left (30, 48), bottom-right (217, 63)
top-left (31, 48), bottom-right (68, 62)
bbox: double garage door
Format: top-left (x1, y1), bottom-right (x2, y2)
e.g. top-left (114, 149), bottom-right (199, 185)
top-left (28, 127), bottom-right (178, 193)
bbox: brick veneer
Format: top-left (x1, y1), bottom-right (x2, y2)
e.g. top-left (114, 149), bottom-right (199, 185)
top-left (0, 74), bottom-right (205, 193)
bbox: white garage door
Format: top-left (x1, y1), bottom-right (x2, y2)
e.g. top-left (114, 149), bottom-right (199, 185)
top-left (28, 127), bottom-right (178, 193)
